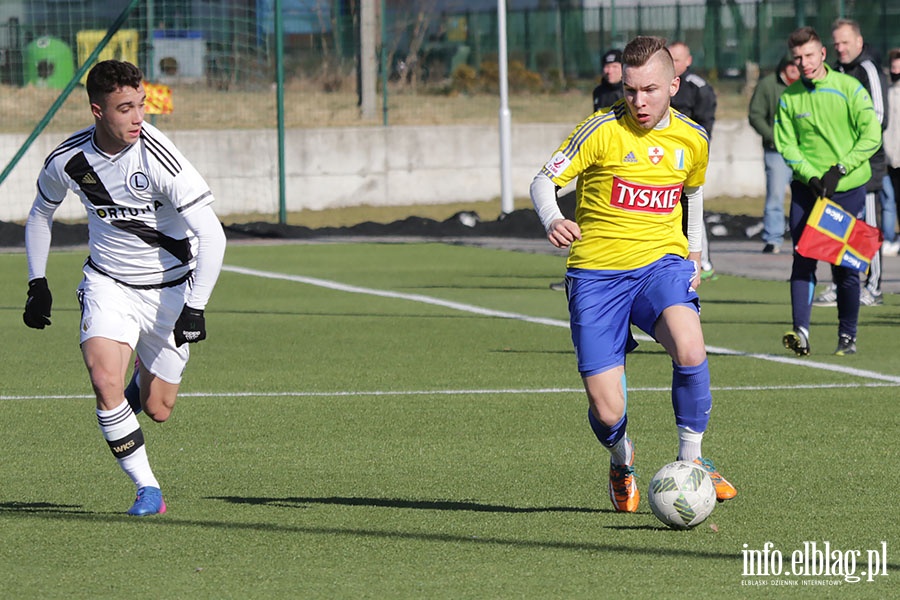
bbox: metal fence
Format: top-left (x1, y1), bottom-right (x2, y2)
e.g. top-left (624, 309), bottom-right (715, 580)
top-left (2, 0), bottom-right (900, 130)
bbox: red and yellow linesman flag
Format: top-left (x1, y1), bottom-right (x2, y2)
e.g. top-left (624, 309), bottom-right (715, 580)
top-left (143, 81), bottom-right (173, 115)
top-left (796, 198), bottom-right (882, 272)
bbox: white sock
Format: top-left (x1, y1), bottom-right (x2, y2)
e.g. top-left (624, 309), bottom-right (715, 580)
top-left (677, 427), bottom-right (704, 462)
top-left (609, 435), bottom-right (633, 466)
top-left (97, 399), bottom-right (159, 489)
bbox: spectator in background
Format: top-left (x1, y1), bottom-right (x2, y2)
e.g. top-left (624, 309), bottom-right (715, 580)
top-left (550, 48), bottom-right (625, 292)
top-left (881, 48), bottom-right (900, 256)
top-left (813, 18), bottom-right (889, 306)
top-left (593, 49), bottom-right (624, 112)
top-left (775, 27), bottom-right (880, 357)
top-left (748, 56), bottom-right (800, 253)
top-left (668, 41), bottom-right (718, 280)
top-left (878, 168), bottom-right (899, 256)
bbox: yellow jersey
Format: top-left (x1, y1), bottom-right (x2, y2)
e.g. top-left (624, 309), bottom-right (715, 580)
top-left (542, 100), bottom-right (709, 270)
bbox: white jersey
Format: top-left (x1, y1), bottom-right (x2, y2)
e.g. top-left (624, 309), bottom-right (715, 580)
top-left (36, 121), bottom-right (213, 287)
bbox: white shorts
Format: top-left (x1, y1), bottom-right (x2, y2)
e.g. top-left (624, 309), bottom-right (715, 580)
top-left (77, 267), bottom-right (189, 384)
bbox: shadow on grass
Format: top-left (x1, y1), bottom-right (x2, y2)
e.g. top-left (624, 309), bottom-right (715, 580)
top-left (208, 495), bottom-right (605, 514)
top-left (6, 497), bottom-right (899, 569)
top-left (0, 501), bottom-right (91, 514)
top-left (0, 497), bottom-right (745, 561)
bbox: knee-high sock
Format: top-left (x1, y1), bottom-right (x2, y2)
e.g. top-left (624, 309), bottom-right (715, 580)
top-left (588, 410), bottom-right (633, 465)
top-left (671, 360), bottom-right (711, 434)
top-left (97, 399), bottom-right (159, 489)
top-left (586, 371), bottom-right (628, 447)
top-left (588, 409), bottom-right (627, 449)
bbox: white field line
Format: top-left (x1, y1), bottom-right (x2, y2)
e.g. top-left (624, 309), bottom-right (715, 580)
top-left (223, 265), bottom-right (900, 384)
top-left (4, 382), bottom-right (900, 401)
top-left (6, 265), bottom-right (891, 402)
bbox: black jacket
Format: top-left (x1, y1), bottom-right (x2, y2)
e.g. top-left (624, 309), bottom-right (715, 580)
top-left (592, 80), bottom-right (624, 112)
top-left (835, 43), bottom-right (889, 191)
top-left (671, 69), bottom-right (717, 137)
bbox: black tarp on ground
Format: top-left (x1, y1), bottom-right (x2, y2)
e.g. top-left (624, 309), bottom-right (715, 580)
top-left (0, 192), bottom-right (775, 247)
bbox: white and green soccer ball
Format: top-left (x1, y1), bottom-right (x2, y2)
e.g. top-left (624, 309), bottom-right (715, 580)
top-left (647, 460), bottom-right (716, 529)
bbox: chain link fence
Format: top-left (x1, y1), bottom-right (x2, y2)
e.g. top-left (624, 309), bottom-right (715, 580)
top-left (1, 1), bottom-right (899, 132)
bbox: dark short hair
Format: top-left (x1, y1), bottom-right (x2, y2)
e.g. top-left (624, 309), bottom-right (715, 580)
top-left (86, 60), bottom-right (143, 104)
top-left (788, 27), bottom-right (822, 50)
top-left (888, 48), bottom-right (900, 62)
top-left (776, 53), bottom-right (793, 73)
top-left (623, 36), bottom-right (672, 70)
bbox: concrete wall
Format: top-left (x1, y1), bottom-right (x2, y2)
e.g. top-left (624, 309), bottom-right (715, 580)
top-left (0, 119), bottom-right (765, 222)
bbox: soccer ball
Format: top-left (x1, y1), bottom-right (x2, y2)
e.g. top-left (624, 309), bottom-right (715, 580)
top-left (647, 461), bottom-right (716, 529)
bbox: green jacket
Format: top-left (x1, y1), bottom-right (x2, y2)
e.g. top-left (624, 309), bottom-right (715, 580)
top-left (748, 70), bottom-right (789, 150)
top-left (774, 64), bottom-right (881, 190)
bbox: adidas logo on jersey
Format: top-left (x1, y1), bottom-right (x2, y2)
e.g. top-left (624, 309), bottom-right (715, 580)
top-left (81, 173), bottom-right (98, 185)
top-left (623, 151), bottom-right (638, 163)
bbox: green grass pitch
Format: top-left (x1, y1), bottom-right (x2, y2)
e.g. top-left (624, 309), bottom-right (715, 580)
top-left (1, 242), bottom-right (898, 599)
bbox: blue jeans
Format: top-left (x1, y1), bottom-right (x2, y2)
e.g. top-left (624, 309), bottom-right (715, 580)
top-left (879, 174), bottom-right (897, 243)
top-left (762, 149), bottom-right (793, 245)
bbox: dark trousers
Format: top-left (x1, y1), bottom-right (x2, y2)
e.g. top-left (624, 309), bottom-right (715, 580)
top-left (789, 182), bottom-right (866, 337)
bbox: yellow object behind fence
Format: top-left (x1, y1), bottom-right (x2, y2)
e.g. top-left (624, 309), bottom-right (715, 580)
top-left (144, 81), bottom-right (173, 115)
top-left (76, 29), bottom-right (139, 84)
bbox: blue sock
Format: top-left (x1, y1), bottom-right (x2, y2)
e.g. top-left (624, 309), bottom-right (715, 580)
top-left (671, 360), bottom-right (711, 433)
top-left (586, 371), bottom-right (628, 448)
top-left (588, 409), bottom-right (627, 448)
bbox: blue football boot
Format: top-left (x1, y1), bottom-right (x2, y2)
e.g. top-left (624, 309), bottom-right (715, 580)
top-left (127, 486), bottom-right (167, 516)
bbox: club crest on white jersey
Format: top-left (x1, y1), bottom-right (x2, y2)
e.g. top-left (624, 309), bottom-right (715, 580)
top-left (36, 121), bottom-right (213, 287)
top-left (129, 171), bottom-right (151, 192)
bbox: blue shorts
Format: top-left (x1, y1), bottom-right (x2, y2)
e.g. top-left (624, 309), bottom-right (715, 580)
top-left (566, 255), bottom-right (700, 377)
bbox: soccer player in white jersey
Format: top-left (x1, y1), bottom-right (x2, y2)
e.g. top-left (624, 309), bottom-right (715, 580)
top-left (529, 36), bottom-right (736, 513)
top-left (23, 60), bottom-right (226, 516)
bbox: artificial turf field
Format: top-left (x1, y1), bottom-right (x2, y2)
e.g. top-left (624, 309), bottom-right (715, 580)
top-left (1, 241), bottom-right (898, 599)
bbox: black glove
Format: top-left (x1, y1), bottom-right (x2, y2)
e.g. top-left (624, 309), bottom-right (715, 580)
top-left (819, 165), bottom-right (845, 198)
top-left (808, 176), bottom-right (826, 199)
top-left (23, 277), bottom-right (52, 329)
top-left (173, 305), bottom-right (206, 347)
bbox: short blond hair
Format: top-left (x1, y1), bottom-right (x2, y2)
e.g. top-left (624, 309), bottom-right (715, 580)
top-left (831, 18), bottom-right (861, 36)
top-left (623, 36), bottom-right (674, 76)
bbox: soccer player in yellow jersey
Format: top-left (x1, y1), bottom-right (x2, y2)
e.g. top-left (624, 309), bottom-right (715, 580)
top-left (530, 36), bottom-right (736, 513)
